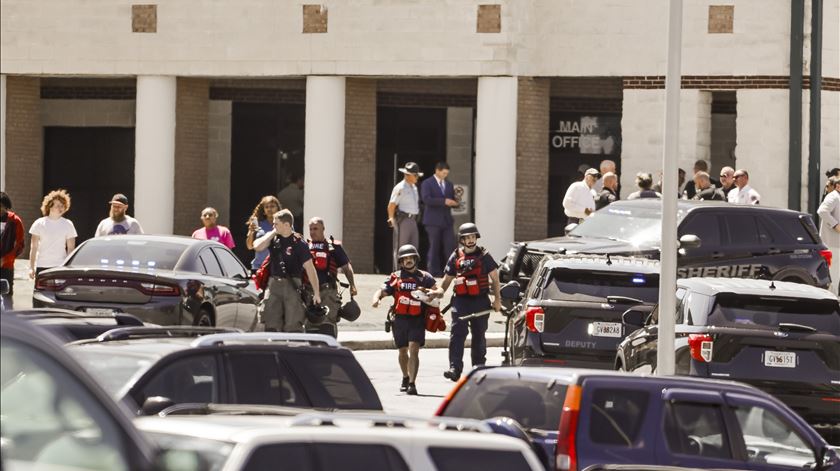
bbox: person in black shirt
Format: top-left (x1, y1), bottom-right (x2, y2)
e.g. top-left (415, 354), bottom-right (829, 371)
top-left (595, 172), bottom-right (619, 210)
top-left (253, 209), bottom-right (321, 332)
top-left (691, 171), bottom-right (726, 201)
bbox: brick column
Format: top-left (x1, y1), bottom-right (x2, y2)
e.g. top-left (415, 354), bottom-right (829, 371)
top-left (515, 77), bottom-right (550, 242)
top-left (174, 78), bottom-right (209, 236)
top-left (4, 76), bottom-right (42, 252)
top-left (342, 78), bottom-right (377, 273)
top-left (135, 76), bottom-right (176, 235)
top-left (475, 76), bottom-right (518, 260)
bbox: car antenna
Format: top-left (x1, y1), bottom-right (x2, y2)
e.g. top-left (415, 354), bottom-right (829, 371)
top-left (605, 254), bottom-right (613, 266)
top-left (769, 280), bottom-right (776, 290)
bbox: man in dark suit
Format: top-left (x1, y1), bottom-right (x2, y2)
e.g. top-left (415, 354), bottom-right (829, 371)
top-left (420, 162), bottom-right (459, 277)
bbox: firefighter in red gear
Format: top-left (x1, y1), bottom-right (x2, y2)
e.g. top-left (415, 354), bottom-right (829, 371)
top-left (304, 217), bottom-right (358, 338)
top-left (372, 244), bottom-right (441, 395)
top-left (439, 223), bottom-right (501, 381)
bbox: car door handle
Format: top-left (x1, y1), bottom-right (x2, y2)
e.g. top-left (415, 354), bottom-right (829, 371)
top-left (767, 248), bottom-right (781, 255)
top-left (711, 252), bottom-right (725, 259)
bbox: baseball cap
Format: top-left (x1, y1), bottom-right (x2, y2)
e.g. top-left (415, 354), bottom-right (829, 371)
top-left (585, 168), bottom-right (601, 178)
top-left (109, 194), bottom-right (129, 206)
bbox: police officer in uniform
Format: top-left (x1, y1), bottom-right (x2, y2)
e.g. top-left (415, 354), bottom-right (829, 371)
top-left (387, 162), bottom-right (423, 269)
top-left (253, 209), bottom-right (321, 332)
top-left (372, 244), bottom-right (440, 395)
top-left (439, 223), bottom-right (501, 381)
top-left (304, 217), bottom-right (358, 337)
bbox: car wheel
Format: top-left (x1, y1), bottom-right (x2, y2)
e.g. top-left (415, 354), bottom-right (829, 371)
top-left (193, 308), bottom-right (214, 327)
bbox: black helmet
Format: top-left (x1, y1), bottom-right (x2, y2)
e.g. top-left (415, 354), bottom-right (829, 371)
top-left (397, 244), bottom-right (420, 261)
top-left (338, 298), bottom-right (361, 322)
top-left (458, 223), bottom-right (481, 239)
top-left (305, 304), bottom-right (329, 325)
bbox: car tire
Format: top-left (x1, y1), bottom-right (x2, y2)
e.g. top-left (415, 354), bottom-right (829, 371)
top-left (193, 308), bottom-right (214, 327)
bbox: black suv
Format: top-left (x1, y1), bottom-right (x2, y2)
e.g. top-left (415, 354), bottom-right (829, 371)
top-left (504, 254), bottom-right (659, 368)
top-left (68, 327), bottom-right (383, 415)
top-left (501, 200), bottom-right (832, 290)
top-left (616, 278), bottom-right (840, 431)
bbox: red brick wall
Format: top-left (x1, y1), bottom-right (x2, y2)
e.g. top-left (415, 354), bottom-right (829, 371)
top-left (515, 77), bottom-right (550, 242)
top-left (4, 76), bottom-right (43, 258)
top-left (174, 78), bottom-right (209, 236)
top-left (342, 78), bottom-right (377, 273)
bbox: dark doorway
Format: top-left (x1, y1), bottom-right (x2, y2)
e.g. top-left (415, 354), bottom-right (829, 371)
top-left (547, 112), bottom-right (622, 236)
top-left (230, 103), bottom-right (305, 263)
top-left (43, 127), bottom-right (135, 243)
top-left (375, 107), bottom-right (447, 273)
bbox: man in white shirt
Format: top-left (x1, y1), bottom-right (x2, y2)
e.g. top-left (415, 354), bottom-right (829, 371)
top-left (727, 169), bottom-right (761, 205)
top-left (563, 168), bottom-right (599, 224)
top-left (817, 176), bottom-right (840, 294)
top-left (95, 194), bottom-right (144, 236)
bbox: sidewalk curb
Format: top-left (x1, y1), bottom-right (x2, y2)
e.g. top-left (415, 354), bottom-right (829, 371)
top-left (342, 336), bottom-right (504, 351)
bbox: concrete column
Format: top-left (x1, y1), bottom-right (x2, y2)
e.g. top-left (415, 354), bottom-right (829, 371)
top-left (304, 76), bottom-right (346, 240)
top-left (737, 90), bottom-right (789, 209)
top-left (0, 75), bottom-right (6, 190)
top-left (475, 76), bottom-right (518, 260)
top-left (134, 76), bottom-right (177, 234)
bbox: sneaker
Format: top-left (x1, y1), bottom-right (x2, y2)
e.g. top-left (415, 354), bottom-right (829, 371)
top-left (399, 376), bottom-right (409, 392)
top-left (443, 368), bottom-right (461, 382)
top-left (406, 383), bottom-right (418, 395)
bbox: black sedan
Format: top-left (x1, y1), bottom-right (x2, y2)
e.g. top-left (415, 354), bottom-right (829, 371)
top-left (33, 235), bottom-right (260, 329)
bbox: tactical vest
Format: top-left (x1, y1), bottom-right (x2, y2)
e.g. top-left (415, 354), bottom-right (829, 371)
top-left (389, 272), bottom-right (424, 316)
top-left (453, 248), bottom-right (489, 296)
top-left (308, 237), bottom-right (339, 278)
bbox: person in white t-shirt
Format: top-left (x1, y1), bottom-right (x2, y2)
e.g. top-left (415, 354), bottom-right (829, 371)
top-left (29, 189), bottom-right (77, 279)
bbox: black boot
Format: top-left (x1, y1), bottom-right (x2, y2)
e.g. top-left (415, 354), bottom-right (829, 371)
top-left (400, 376), bottom-right (409, 392)
top-left (443, 367), bottom-right (461, 382)
top-left (406, 382), bottom-right (418, 395)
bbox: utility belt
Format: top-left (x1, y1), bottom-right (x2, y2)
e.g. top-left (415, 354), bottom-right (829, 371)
top-left (270, 275), bottom-right (301, 282)
top-left (453, 276), bottom-right (486, 297)
top-left (397, 211), bottom-right (418, 220)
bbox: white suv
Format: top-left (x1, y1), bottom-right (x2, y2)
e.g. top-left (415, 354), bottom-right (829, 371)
top-left (136, 412), bottom-right (545, 471)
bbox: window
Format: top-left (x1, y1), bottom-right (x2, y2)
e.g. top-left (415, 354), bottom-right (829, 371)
top-left (589, 389), bottom-right (649, 446)
top-left (1, 340), bottom-right (131, 470)
top-left (68, 239), bottom-right (188, 270)
top-left (227, 353), bottom-right (305, 407)
top-left (703, 294), bottom-right (840, 335)
top-left (199, 250), bottom-right (223, 277)
top-left (732, 404), bottom-right (816, 467)
top-left (679, 213), bottom-right (721, 248)
top-left (542, 269), bottom-right (659, 303)
top-left (284, 351), bottom-right (382, 410)
top-left (137, 354), bottom-right (218, 405)
top-left (773, 216), bottom-right (817, 245)
top-left (441, 377), bottom-right (566, 430)
top-left (755, 218), bottom-right (777, 245)
top-left (428, 447), bottom-right (532, 471)
top-left (314, 443), bottom-right (409, 471)
top-left (722, 215), bottom-right (760, 246)
top-left (213, 247), bottom-right (248, 279)
top-left (244, 443), bottom-right (314, 471)
top-left (665, 402), bottom-right (732, 459)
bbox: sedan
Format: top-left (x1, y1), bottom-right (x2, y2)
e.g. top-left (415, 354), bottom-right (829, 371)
top-left (33, 235), bottom-right (260, 329)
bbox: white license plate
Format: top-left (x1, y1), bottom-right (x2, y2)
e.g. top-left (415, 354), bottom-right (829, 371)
top-left (85, 308), bottom-right (116, 315)
top-left (764, 351), bottom-right (796, 368)
top-left (589, 322), bottom-right (622, 338)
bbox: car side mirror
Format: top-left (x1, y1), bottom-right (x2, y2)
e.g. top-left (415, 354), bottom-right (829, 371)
top-left (500, 281), bottom-right (521, 301)
top-left (564, 223), bottom-right (578, 235)
top-left (0, 279), bottom-right (9, 296)
top-left (678, 234), bottom-right (701, 249)
top-left (622, 308), bottom-right (647, 328)
top-left (141, 396), bottom-right (176, 416)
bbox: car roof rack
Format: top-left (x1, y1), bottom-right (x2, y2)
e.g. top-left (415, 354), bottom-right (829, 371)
top-left (159, 403), bottom-right (325, 417)
top-left (92, 326), bottom-right (241, 343)
top-left (289, 412), bottom-right (493, 433)
top-left (191, 332), bottom-right (341, 348)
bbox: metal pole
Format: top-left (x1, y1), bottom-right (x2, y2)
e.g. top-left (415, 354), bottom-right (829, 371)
top-left (657, 0), bottom-right (683, 376)
top-left (808, 0), bottom-right (823, 217)
top-left (788, 0), bottom-right (804, 211)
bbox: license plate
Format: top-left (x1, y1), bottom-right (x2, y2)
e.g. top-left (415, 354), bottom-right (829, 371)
top-left (85, 308), bottom-right (116, 315)
top-left (589, 322), bottom-right (622, 338)
top-left (764, 351), bottom-right (796, 368)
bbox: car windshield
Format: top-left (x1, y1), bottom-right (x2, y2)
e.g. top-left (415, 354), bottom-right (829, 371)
top-left (68, 238), bottom-right (189, 271)
top-left (146, 432), bottom-right (233, 471)
top-left (703, 295), bottom-right (840, 335)
top-left (442, 376), bottom-right (567, 431)
top-left (543, 269), bottom-right (659, 303)
top-left (569, 205), bottom-right (686, 246)
top-left (70, 349), bottom-right (155, 396)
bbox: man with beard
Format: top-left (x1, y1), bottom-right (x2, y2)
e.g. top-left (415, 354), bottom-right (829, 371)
top-left (438, 223), bottom-right (501, 382)
top-left (95, 194), bottom-right (144, 236)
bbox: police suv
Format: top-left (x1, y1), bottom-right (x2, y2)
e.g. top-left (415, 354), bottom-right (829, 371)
top-left (500, 200), bottom-right (833, 290)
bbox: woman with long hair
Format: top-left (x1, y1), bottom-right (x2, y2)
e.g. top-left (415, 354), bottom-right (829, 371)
top-left (245, 195), bottom-right (281, 273)
top-left (29, 189), bottom-right (77, 279)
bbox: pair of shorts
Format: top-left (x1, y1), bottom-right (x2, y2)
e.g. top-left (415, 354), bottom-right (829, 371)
top-left (392, 314), bottom-right (425, 348)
